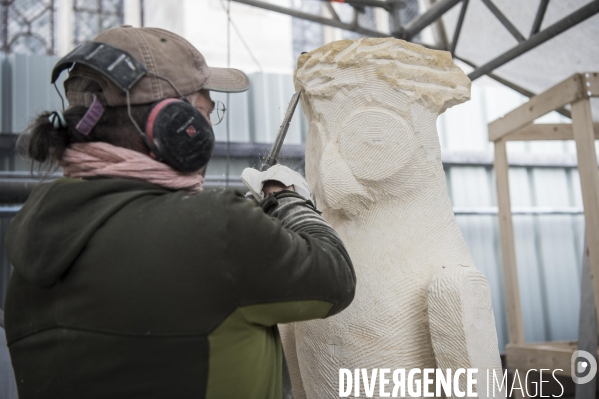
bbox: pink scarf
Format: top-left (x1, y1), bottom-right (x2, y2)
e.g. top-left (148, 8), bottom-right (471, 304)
top-left (59, 142), bottom-right (204, 193)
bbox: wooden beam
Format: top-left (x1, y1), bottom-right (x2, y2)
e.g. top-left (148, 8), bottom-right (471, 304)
top-left (583, 72), bottom-right (599, 97)
top-left (576, 241), bottom-right (598, 399)
top-left (489, 73), bottom-right (586, 142)
top-left (506, 123), bottom-right (599, 141)
top-left (494, 140), bottom-right (525, 345)
top-left (506, 342), bottom-right (582, 376)
top-left (572, 97), bottom-right (599, 327)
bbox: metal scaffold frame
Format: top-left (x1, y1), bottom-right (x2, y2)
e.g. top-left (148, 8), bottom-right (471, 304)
top-left (231, 0), bottom-right (599, 109)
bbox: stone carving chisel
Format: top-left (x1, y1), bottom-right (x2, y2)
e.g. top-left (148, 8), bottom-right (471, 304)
top-left (260, 90), bottom-right (302, 171)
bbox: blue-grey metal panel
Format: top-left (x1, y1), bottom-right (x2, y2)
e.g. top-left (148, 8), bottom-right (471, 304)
top-left (9, 54), bottom-right (65, 134)
top-left (532, 168), bottom-right (581, 341)
top-left (206, 158), bottom-right (253, 181)
top-left (536, 214), bottom-right (581, 340)
top-left (248, 73), bottom-right (303, 144)
top-left (449, 166), bottom-right (508, 350)
top-left (456, 214), bottom-right (508, 350)
top-left (449, 166), bottom-right (494, 206)
top-left (512, 214), bottom-right (551, 343)
top-left (567, 169), bottom-right (586, 271)
top-left (509, 167), bottom-right (583, 344)
top-left (210, 90), bottom-right (251, 142)
top-left (448, 163), bottom-right (586, 348)
top-left (509, 167), bottom-right (553, 344)
top-left (440, 85), bottom-right (491, 152)
top-left (0, 55), bottom-right (17, 134)
top-left (0, 323), bottom-right (18, 399)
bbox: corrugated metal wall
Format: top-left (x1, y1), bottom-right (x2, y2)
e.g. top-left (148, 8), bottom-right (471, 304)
top-left (0, 56), bottom-right (593, 353)
top-left (448, 164), bottom-right (586, 349)
top-left (2, 54), bottom-right (66, 134)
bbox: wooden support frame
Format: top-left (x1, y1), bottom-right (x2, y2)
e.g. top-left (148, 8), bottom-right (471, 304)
top-left (494, 138), bottom-right (525, 345)
top-left (488, 72), bottom-right (598, 141)
top-left (506, 342), bottom-right (599, 376)
top-left (506, 123), bottom-right (599, 141)
top-left (572, 97), bottom-right (599, 325)
top-left (489, 72), bottom-right (599, 383)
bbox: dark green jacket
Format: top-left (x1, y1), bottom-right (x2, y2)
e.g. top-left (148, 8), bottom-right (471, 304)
top-left (4, 178), bottom-right (355, 399)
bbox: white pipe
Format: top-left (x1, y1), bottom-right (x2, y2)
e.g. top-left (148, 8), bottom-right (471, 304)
top-left (55, 0), bottom-right (73, 57)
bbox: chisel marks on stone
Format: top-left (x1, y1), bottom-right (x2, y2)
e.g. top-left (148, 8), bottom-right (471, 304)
top-left (280, 37), bottom-right (503, 399)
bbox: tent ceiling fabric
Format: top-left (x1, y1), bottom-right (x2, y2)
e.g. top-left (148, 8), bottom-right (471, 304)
top-left (442, 0), bottom-right (599, 121)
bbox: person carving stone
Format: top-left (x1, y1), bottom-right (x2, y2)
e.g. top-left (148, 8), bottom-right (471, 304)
top-left (3, 26), bottom-right (355, 399)
top-left (280, 38), bottom-right (505, 398)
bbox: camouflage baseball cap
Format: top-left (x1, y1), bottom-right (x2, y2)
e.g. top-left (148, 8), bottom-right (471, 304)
top-left (65, 26), bottom-right (250, 107)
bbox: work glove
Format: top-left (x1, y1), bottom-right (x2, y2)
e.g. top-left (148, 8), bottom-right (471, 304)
top-left (241, 164), bottom-right (314, 203)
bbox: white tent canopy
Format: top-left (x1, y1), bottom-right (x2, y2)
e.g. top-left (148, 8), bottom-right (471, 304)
top-left (442, 0), bottom-right (599, 120)
top-left (232, 0), bottom-right (599, 120)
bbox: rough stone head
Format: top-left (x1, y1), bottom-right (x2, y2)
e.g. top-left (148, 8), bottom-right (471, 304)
top-left (295, 38), bottom-right (471, 217)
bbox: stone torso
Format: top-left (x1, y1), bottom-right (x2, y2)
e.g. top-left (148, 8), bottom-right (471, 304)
top-left (281, 38), bottom-right (490, 398)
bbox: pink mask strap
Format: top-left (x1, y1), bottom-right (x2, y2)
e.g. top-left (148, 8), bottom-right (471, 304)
top-left (75, 94), bottom-right (105, 136)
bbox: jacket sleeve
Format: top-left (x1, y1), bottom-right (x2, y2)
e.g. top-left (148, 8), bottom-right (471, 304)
top-left (227, 190), bottom-right (356, 327)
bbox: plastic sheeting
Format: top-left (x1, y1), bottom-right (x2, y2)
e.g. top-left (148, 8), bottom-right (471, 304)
top-left (442, 0), bottom-right (599, 120)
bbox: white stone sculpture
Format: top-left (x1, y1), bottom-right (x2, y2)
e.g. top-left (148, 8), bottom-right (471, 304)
top-left (280, 38), bottom-right (505, 399)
